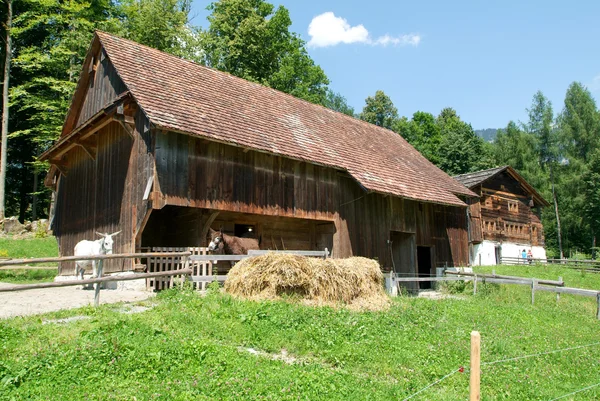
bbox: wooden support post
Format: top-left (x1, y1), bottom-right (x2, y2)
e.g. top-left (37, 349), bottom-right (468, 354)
top-left (597, 293), bottom-right (600, 320)
top-left (470, 331), bottom-right (481, 401)
top-left (531, 279), bottom-right (536, 305)
top-left (473, 275), bottom-right (477, 295)
top-left (557, 277), bottom-right (562, 303)
top-left (180, 255), bottom-right (188, 289)
top-left (94, 259), bottom-right (103, 307)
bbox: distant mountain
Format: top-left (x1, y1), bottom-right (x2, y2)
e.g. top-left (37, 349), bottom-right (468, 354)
top-left (475, 128), bottom-right (498, 142)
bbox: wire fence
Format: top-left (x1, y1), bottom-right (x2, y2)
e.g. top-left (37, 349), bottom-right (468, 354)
top-left (400, 337), bottom-right (600, 400)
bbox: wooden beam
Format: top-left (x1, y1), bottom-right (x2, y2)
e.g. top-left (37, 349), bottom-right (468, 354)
top-left (113, 115), bottom-right (135, 138)
top-left (78, 137), bottom-right (97, 160)
top-left (200, 211), bottom-right (220, 246)
top-left (50, 158), bottom-right (69, 177)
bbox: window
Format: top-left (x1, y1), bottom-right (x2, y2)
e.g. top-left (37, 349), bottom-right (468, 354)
top-left (508, 201), bottom-right (519, 213)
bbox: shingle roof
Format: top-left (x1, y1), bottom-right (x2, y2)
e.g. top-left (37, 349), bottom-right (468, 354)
top-left (90, 32), bottom-right (475, 207)
top-left (453, 166), bottom-right (507, 188)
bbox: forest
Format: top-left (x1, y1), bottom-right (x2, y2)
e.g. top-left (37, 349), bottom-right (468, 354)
top-left (0, 0), bottom-right (599, 259)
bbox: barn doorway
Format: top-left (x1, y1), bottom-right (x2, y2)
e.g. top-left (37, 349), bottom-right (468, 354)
top-left (140, 206), bottom-right (335, 252)
top-left (390, 231), bottom-right (417, 293)
top-left (417, 246), bottom-right (433, 289)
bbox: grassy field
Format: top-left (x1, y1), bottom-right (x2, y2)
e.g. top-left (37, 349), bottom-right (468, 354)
top-left (0, 237), bottom-right (58, 260)
top-left (1, 265), bottom-right (599, 400)
top-left (0, 237), bottom-right (58, 283)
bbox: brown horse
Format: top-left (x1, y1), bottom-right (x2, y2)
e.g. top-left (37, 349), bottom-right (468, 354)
top-left (208, 228), bottom-right (260, 255)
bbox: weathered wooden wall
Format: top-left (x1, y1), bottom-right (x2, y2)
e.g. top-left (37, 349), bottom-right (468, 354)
top-left (76, 51), bottom-right (126, 126)
top-left (151, 131), bottom-right (470, 269)
top-left (53, 110), bottom-right (154, 275)
top-left (475, 171), bottom-right (545, 246)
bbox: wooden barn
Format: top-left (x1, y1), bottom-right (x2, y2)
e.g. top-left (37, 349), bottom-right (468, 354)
top-left (454, 166), bottom-right (550, 265)
top-left (40, 32), bottom-right (477, 285)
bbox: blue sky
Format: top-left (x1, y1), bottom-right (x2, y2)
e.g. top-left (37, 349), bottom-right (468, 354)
top-left (190, 0), bottom-right (600, 130)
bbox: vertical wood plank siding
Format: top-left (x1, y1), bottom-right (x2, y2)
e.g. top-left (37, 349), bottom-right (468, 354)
top-left (76, 50), bottom-right (126, 126)
top-left (53, 111), bottom-right (153, 275)
top-left (153, 131), bottom-right (470, 269)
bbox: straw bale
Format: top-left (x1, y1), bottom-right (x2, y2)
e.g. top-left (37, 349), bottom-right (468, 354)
top-left (224, 253), bottom-right (389, 311)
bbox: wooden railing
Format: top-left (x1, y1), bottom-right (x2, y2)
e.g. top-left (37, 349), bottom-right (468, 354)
top-left (386, 270), bottom-right (600, 320)
top-left (500, 256), bottom-right (600, 272)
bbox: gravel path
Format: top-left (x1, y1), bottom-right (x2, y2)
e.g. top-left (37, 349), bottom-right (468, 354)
top-left (0, 282), bottom-right (155, 319)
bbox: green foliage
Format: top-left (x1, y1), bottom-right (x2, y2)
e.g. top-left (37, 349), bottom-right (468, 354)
top-left (436, 108), bottom-right (492, 175)
top-left (582, 148), bottom-right (600, 244)
top-left (2, 275), bottom-right (600, 400)
top-left (323, 89), bottom-right (355, 116)
top-left (559, 82), bottom-right (600, 163)
top-left (359, 90), bottom-right (398, 129)
top-left (201, 0), bottom-right (329, 104)
top-left (395, 111), bottom-right (442, 164)
top-left (120, 0), bottom-right (202, 61)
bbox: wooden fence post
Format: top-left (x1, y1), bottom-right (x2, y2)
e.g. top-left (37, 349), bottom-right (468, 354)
top-left (596, 293), bottom-right (600, 320)
top-left (557, 277), bottom-right (562, 303)
top-left (94, 259), bottom-right (103, 307)
top-left (531, 279), bottom-right (536, 305)
top-left (473, 275), bottom-right (477, 295)
top-left (470, 331), bottom-right (481, 401)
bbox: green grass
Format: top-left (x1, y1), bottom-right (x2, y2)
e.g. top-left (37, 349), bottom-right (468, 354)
top-left (0, 269), bottom-right (56, 284)
top-left (474, 263), bottom-right (600, 290)
top-left (0, 236), bottom-right (58, 260)
top-left (1, 273), bottom-right (599, 400)
top-left (0, 237), bottom-right (59, 280)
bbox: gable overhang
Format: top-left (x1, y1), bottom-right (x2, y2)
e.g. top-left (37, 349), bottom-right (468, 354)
top-left (39, 92), bottom-right (137, 179)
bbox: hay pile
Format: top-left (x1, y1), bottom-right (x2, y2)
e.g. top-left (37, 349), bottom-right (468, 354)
top-left (224, 254), bottom-right (390, 311)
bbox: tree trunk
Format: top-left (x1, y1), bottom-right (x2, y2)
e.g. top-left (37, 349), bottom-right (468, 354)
top-left (32, 170), bottom-right (38, 220)
top-left (550, 164), bottom-right (564, 259)
top-left (0, 0), bottom-right (12, 220)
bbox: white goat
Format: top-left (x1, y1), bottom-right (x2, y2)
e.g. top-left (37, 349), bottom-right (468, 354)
top-left (74, 231), bottom-right (121, 280)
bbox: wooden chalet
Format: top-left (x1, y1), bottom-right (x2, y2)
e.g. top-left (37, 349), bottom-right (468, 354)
top-left (454, 166), bottom-right (550, 265)
top-left (41, 32), bottom-right (477, 287)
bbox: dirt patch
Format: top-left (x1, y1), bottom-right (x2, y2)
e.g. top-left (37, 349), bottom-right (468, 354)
top-left (0, 282), bottom-right (155, 319)
top-left (238, 347), bottom-right (300, 365)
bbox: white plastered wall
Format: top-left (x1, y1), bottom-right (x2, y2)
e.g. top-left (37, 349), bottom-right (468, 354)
top-left (471, 240), bottom-right (547, 266)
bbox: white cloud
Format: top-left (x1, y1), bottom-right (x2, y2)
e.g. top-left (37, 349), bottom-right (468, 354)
top-left (307, 12), bottom-right (420, 49)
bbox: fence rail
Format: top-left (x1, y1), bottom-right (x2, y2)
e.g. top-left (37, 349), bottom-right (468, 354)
top-left (388, 271), bottom-right (600, 319)
top-left (500, 256), bottom-right (600, 271)
top-left (0, 252), bottom-right (192, 267)
top-left (0, 268), bottom-right (192, 293)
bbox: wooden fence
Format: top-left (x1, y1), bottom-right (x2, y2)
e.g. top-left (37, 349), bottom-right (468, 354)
top-left (387, 270), bottom-right (600, 320)
top-left (147, 247), bottom-right (330, 291)
top-left (500, 256), bottom-right (600, 272)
